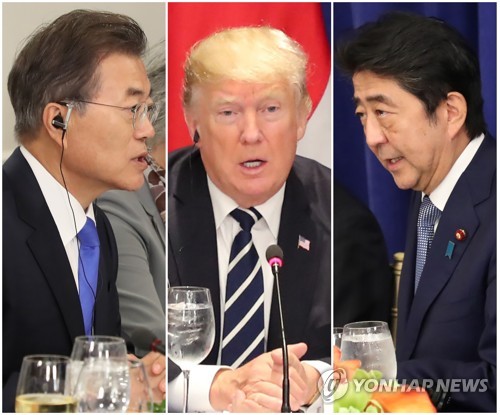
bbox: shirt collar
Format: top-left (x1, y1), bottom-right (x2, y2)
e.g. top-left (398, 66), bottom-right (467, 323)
top-left (425, 133), bottom-right (484, 210)
top-left (20, 146), bottom-right (95, 245)
top-left (206, 175), bottom-right (285, 240)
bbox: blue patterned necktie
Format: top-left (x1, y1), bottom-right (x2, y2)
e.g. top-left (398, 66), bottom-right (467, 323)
top-left (221, 208), bottom-right (265, 368)
top-left (415, 196), bottom-right (441, 293)
top-left (78, 217), bottom-right (100, 335)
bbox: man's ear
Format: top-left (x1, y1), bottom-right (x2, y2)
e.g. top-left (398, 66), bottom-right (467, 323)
top-left (184, 110), bottom-right (200, 144)
top-left (445, 91), bottom-right (467, 139)
top-left (296, 101), bottom-right (310, 142)
top-left (42, 103), bottom-right (68, 148)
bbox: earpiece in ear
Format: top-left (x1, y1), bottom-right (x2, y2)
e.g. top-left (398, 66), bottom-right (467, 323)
top-left (52, 115), bottom-right (66, 130)
top-left (193, 130), bottom-right (200, 143)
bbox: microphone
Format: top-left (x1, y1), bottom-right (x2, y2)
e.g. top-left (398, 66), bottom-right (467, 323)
top-left (130, 327), bottom-right (166, 354)
top-left (266, 245), bottom-right (291, 413)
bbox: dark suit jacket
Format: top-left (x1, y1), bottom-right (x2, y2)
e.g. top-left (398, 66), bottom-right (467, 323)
top-left (334, 181), bottom-right (393, 327)
top-left (168, 147), bottom-right (331, 364)
top-left (3, 147), bottom-right (121, 412)
top-left (396, 135), bottom-right (496, 412)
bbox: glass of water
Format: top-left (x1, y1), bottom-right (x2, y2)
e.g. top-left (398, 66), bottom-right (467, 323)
top-left (68, 336), bottom-right (127, 396)
top-left (167, 286), bottom-right (215, 413)
top-left (340, 321), bottom-right (397, 379)
top-left (73, 357), bottom-right (130, 412)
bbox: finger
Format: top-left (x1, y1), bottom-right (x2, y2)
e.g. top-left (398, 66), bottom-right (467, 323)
top-left (152, 356), bottom-right (166, 375)
top-left (268, 358), bottom-right (308, 406)
top-left (159, 377), bottom-right (166, 394)
top-left (246, 391), bottom-right (284, 412)
top-left (140, 351), bottom-right (162, 366)
top-left (271, 343), bottom-right (308, 364)
top-left (269, 354), bottom-right (308, 395)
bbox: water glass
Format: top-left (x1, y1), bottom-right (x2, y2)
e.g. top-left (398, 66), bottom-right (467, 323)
top-left (168, 286), bottom-right (215, 412)
top-left (68, 335), bottom-right (127, 394)
top-left (341, 321), bottom-right (397, 379)
top-left (128, 359), bottom-right (153, 412)
top-left (73, 357), bottom-right (129, 412)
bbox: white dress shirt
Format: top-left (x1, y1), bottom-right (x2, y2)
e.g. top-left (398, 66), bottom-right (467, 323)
top-left (20, 146), bottom-right (96, 290)
top-left (426, 133), bottom-right (484, 230)
top-left (169, 175), bottom-right (329, 412)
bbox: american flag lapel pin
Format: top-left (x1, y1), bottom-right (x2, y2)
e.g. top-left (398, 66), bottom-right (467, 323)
top-left (297, 235), bottom-right (310, 251)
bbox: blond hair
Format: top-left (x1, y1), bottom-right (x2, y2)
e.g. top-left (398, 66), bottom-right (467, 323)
top-left (183, 26), bottom-right (311, 114)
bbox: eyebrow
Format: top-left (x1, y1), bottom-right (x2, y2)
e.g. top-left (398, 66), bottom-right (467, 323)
top-left (126, 86), bottom-right (150, 98)
top-left (354, 94), bottom-right (397, 107)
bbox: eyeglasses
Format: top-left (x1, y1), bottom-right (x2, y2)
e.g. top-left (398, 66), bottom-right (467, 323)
top-left (60, 100), bottom-right (159, 130)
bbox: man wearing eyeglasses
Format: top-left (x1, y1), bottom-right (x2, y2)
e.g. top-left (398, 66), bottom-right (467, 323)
top-left (3, 10), bottom-right (164, 411)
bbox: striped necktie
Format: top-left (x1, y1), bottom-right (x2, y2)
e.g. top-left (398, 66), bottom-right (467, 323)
top-left (221, 208), bottom-right (265, 368)
top-left (78, 217), bottom-right (100, 335)
top-left (415, 196), bottom-right (441, 293)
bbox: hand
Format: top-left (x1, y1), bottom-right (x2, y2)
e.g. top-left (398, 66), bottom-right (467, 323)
top-left (210, 343), bottom-right (317, 412)
top-left (139, 352), bottom-right (166, 402)
top-left (227, 389), bottom-right (272, 413)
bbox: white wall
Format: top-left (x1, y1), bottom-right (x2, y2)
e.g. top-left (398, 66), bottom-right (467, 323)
top-left (2, 2), bottom-right (165, 160)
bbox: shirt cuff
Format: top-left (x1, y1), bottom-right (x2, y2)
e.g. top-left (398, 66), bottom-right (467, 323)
top-left (168, 364), bottom-right (229, 413)
top-left (302, 359), bottom-right (332, 413)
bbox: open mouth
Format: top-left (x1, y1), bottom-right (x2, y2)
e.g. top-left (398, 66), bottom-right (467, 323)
top-left (389, 157), bottom-right (403, 164)
top-left (241, 160), bottom-right (265, 168)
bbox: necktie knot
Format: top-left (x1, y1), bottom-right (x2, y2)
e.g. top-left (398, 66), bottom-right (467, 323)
top-left (230, 208), bottom-right (261, 232)
top-left (418, 196), bottom-right (441, 227)
top-left (78, 218), bottom-right (100, 248)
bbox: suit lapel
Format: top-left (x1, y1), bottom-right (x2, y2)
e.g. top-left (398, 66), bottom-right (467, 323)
top-left (269, 167), bottom-right (320, 348)
top-left (8, 149), bottom-right (84, 340)
top-left (168, 151), bottom-right (221, 363)
top-left (398, 136), bottom-right (495, 359)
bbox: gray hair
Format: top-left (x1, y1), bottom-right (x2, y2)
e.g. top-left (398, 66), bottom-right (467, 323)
top-left (145, 40), bottom-right (165, 149)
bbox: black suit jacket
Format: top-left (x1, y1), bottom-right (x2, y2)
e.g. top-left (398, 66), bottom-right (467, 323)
top-left (3, 147), bottom-right (121, 411)
top-left (168, 147), bottom-right (331, 363)
top-left (333, 181), bottom-right (393, 327)
top-left (396, 135), bottom-right (496, 412)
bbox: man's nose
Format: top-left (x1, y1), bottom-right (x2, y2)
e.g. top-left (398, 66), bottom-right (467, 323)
top-left (239, 112), bottom-right (262, 143)
top-left (135, 117), bottom-right (156, 140)
top-left (364, 116), bottom-right (387, 148)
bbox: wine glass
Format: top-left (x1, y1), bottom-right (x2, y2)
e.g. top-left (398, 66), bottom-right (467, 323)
top-left (333, 327), bottom-right (343, 349)
top-left (73, 357), bottom-right (129, 412)
top-left (168, 286), bottom-right (215, 413)
top-left (68, 335), bottom-right (127, 394)
top-left (15, 355), bottom-right (75, 413)
top-left (127, 359), bottom-right (153, 413)
top-left (340, 321), bottom-right (397, 379)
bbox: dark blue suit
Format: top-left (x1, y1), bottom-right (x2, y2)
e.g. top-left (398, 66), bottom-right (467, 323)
top-left (3, 148), bottom-right (122, 412)
top-left (396, 135), bottom-right (496, 412)
top-left (168, 147), bottom-right (331, 364)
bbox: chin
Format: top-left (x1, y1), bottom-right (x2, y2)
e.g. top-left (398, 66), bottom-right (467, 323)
top-left (120, 175), bottom-right (145, 192)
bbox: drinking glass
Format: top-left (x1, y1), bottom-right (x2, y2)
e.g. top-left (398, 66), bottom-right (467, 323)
top-left (341, 321), bottom-right (397, 379)
top-left (168, 286), bottom-right (215, 413)
top-left (333, 327), bottom-right (343, 349)
top-left (68, 335), bottom-right (127, 394)
top-left (15, 355), bottom-right (75, 413)
top-left (127, 359), bottom-right (153, 413)
top-left (73, 357), bottom-right (129, 412)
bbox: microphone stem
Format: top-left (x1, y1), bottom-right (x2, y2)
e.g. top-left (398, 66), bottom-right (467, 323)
top-left (272, 264), bottom-right (291, 413)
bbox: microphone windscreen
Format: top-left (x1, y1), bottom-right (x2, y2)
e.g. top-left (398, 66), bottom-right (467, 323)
top-left (266, 244), bottom-right (284, 262)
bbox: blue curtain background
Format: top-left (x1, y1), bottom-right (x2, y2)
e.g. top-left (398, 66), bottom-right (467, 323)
top-left (333, 2), bottom-right (496, 258)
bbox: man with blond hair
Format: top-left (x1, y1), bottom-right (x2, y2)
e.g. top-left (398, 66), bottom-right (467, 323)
top-left (168, 27), bottom-right (331, 412)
